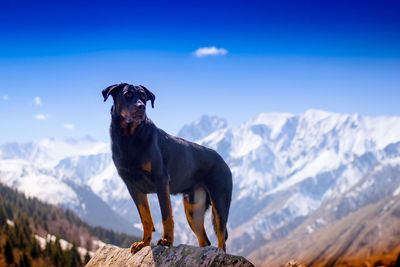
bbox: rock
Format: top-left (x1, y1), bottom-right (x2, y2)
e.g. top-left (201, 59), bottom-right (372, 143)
top-left (285, 260), bottom-right (306, 267)
top-left (86, 244), bottom-right (255, 267)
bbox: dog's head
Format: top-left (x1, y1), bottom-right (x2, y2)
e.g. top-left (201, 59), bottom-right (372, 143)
top-left (102, 83), bottom-right (155, 125)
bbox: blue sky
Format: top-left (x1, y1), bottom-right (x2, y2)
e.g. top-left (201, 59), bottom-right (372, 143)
top-left (0, 0), bottom-right (400, 142)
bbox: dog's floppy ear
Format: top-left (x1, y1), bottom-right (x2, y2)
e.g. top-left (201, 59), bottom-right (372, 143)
top-left (140, 85), bottom-right (155, 108)
top-left (102, 83), bottom-right (125, 102)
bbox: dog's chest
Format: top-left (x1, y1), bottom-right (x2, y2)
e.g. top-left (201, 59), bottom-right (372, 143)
top-left (112, 143), bottom-right (154, 183)
top-left (113, 146), bottom-right (149, 170)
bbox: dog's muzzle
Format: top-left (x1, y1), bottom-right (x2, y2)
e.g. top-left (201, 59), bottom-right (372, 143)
top-left (121, 107), bottom-right (145, 124)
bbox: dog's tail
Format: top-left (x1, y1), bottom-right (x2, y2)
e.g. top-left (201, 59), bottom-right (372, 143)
top-left (204, 160), bottom-right (233, 251)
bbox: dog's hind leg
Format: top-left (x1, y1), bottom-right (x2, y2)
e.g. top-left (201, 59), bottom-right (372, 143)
top-left (183, 187), bottom-right (211, 247)
top-left (210, 199), bottom-right (228, 251)
top-left (205, 166), bottom-right (232, 251)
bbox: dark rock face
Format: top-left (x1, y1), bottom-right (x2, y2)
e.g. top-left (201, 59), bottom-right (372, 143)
top-left (86, 244), bottom-right (255, 267)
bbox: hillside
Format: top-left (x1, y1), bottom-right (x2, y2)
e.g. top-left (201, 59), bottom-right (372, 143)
top-left (0, 182), bottom-right (140, 266)
top-left (249, 167), bottom-right (400, 266)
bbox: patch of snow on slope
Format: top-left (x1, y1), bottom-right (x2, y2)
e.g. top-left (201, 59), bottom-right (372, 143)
top-left (177, 115), bottom-right (227, 141)
top-left (200, 128), bottom-right (229, 146)
top-left (251, 112), bottom-right (293, 139)
top-left (35, 138), bottom-right (109, 167)
top-left (88, 163), bottom-right (129, 202)
top-left (324, 164), bottom-right (365, 199)
top-left (364, 116), bottom-right (400, 150)
top-left (0, 159), bottom-right (79, 206)
top-left (273, 149), bottom-right (341, 193)
top-left (230, 127), bottom-right (263, 158)
top-left (284, 192), bottom-right (320, 217)
top-left (393, 186), bottom-right (400, 196)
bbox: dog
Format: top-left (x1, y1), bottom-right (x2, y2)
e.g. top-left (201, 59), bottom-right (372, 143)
top-left (102, 83), bottom-right (232, 253)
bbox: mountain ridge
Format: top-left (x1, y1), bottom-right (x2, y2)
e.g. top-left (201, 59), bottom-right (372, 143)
top-left (1, 109), bottom-right (400, 266)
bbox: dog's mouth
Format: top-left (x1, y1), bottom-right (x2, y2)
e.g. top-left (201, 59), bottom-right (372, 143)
top-left (121, 108), bottom-right (145, 124)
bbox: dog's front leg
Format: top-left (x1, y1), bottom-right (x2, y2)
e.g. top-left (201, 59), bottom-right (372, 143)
top-left (130, 191), bottom-right (155, 253)
top-left (156, 179), bottom-right (174, 246)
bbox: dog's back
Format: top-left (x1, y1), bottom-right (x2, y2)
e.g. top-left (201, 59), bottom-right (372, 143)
top-left (156, 128), bottom-right (231, 193)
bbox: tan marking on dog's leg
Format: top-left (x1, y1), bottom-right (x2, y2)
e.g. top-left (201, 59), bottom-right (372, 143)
top-left (183, 188), bottom-right (210, 247)
top-left (131, 194), bottom-right (154, 253)
top-left (157, 215), bottom-right (174, 246)
top-left (211, 202), bottom-right (226, 251)
top-left (138, 204), bottom-right (154, 242)
top-left (157, 184), bottom-right (174, 246)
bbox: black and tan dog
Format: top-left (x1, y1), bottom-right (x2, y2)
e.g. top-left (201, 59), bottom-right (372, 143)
top-left (102, 83), bottom-right (232, 253)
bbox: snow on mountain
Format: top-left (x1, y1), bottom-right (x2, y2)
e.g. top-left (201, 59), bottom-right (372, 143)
top-left (196, 109), bottom-right (400, 255)
top-left (0, 159), bottom-right (79, 207)
top-left (177, 115), bottom-right (227, 141)
top-left (248, 157), bottom-right (400, 266)
top-left (0, 137), bottom-right (138, 235)
top-left (1, 109), bottom-right (400, 260)
top-left (0, 136), bottom-right (108, 168)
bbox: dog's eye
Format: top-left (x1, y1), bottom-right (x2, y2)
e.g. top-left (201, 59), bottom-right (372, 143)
top-left (124, 92), bottom-right (133, 98)
top-left (140, 94), bottom-right (146, 100)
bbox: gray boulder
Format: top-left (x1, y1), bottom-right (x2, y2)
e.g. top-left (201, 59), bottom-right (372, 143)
top-left (86, 244), bottom-right (254, 267)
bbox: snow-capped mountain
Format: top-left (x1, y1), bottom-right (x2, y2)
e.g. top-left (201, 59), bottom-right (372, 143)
top-left (197, 110), bottom-right (400, 254)
top-left (177, 115), bottom-right (227, 141)
top-left (192, 110), bottom-right (400, 264)
top-left (0, 137), bottom-right (139, 235)
top-left (248, 157), bottom-right (400, 266)
top-left (1, 110), bottom-right (399, 265)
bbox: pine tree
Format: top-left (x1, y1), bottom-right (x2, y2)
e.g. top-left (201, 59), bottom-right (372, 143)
top-left (7, 223), bottom-right (18, 248)
top-left (29, 235), bottom-right (41, 259)
top-left (51, 236), bottom-right (64, 267)
top-left (44, 239), bottom-right (52, 256)
top-left (66, 243), bottom-right (82, 267)
top-left (14, 217), bottom-right (32, 250)
top-left (4, 238), bottom-right (15, 265)
top-left (19, 252), bottom-right (32, 267)
top-left (84, 251), bottom-right (91, 265)
top-left (0, 203), bottom-right (7, 227)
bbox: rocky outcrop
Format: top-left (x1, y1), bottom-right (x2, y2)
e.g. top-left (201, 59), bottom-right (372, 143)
top-left (86, 244), bottom-right (255, 267)
top-left (284, 260), bottom-right (306, 267)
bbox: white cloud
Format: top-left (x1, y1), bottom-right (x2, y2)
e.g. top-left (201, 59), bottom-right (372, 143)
top-left (34, 113), bottom-right (49, 120)
top-left (2, 95), bottom-right (9, 101)
top-left (34, 96), bottom-right (42, 106)
top-left (194, 46), bottom-right (228, 57)
top-left (64, 123), bottom-right (75, 130)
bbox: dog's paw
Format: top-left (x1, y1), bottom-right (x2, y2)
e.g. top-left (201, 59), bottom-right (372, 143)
top-left (130, 241), bottom-right (149, 254)
top-left (156, 238), bottom-right (172, 247)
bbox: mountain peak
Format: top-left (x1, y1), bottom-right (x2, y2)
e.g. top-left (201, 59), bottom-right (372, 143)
top-left (301, 109), bottom-right (340, 120)
top-left (177, 115), bottom-right (227, 141)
